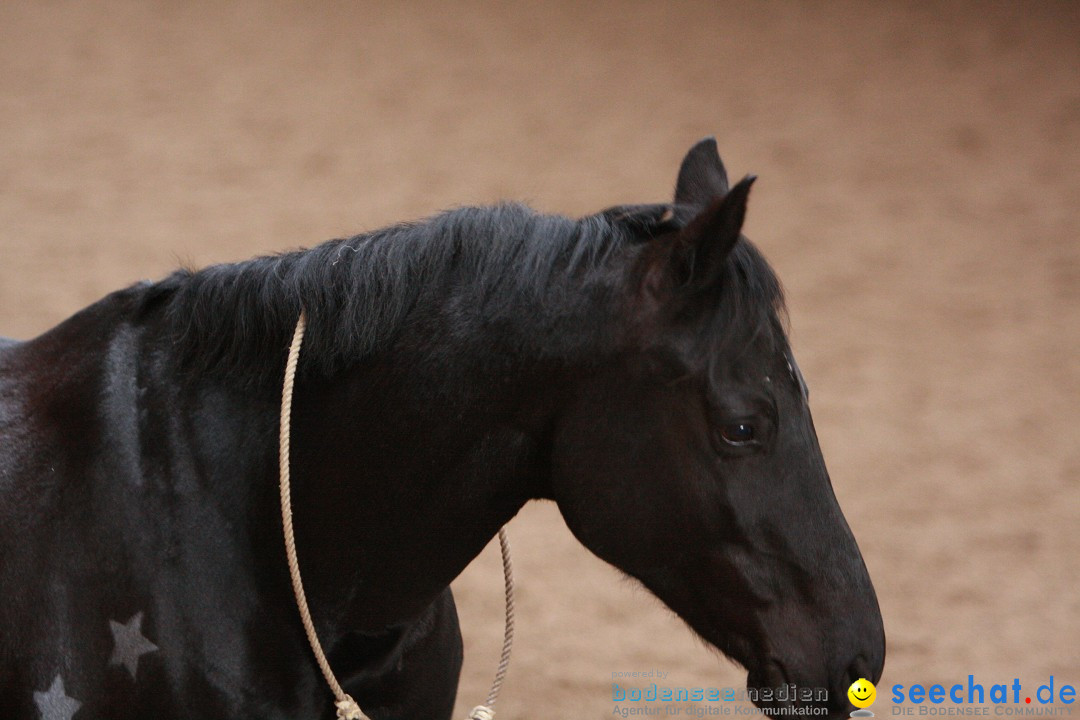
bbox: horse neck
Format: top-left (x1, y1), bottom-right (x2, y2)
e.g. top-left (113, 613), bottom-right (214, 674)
top-left (274, 334), bottom-right (570, 634)
top-left (158, 215), bottom-right (630, 634)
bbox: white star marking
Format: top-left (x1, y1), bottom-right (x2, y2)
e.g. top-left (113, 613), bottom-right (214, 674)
top-left (108, 611), bottom-right (159, 679)
top-left (33, 674), bottom-right (81, 720)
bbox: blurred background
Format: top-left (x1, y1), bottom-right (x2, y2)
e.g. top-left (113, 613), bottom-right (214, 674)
top-left (1, 1), bottom-right (1077, 716)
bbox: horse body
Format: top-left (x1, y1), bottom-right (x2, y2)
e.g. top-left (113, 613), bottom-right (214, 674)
top-left (0, 140), bottom-right (885, 720)
top-left (0, 291), bottom-right (465, 718)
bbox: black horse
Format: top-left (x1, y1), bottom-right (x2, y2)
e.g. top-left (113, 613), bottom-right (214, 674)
top-left (0, 139), bottom-right (884, 719)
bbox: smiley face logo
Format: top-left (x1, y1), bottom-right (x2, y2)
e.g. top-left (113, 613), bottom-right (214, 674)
top-left (848, 678), bottom-right (877, 708)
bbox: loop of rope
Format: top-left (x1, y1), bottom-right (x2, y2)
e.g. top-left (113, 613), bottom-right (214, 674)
top-left (467, 706), bottom-right (496, 720)
top-left (280, 312), bottom-right (367, 720)
top-left (466, 526), bottom-right (516, 720)
top-left (280, 311), bottom-right (515, 720)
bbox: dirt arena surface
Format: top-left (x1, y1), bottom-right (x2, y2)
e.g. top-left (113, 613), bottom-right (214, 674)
top-left (1, 2), bottom-right (1077, 716)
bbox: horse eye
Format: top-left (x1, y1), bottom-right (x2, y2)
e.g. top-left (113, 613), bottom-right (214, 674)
top-left (719, 423), bottom-right (755, 445)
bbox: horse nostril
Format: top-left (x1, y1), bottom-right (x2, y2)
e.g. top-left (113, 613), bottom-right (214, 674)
top-left (847, 655), bottom-right (871, 685)
top-left (853, 647), bottom-right (884, 685)
top-left (841, 655), bottom-right (876, 704)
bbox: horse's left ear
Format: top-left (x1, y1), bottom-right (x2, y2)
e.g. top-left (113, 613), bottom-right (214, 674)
top-left (675, 137), bottom-right (730, 209)
top-left (676, 174), bottom-right (756, 289)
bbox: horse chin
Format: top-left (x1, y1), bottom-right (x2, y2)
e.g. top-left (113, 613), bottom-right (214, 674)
top-left (744, 658), bottom-right (841, 720)
top-left (699, 624), bottom-right (822, 718)
top-left (745, 659), bottom-right (793, 715)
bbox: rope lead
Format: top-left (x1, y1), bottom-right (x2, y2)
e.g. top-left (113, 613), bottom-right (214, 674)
top-left (280, 312), bottom-right (515, 720)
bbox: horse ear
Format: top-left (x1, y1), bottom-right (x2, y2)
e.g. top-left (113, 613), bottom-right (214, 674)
top-left (674, 137), bottom-right (730, 209)
top-left (676, 174), bottom-right (756, 289)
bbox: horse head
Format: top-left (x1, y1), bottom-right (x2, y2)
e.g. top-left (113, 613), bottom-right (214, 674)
top-left (549, 138), bottom-right (885, 718)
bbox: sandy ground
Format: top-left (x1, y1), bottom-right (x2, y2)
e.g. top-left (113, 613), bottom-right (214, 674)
top-left (1, 2), bottom-right (1077, 716)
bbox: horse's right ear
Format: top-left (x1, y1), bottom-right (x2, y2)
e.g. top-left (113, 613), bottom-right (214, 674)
top-left (674, 137), bottom-right (730, 209)
top-left (678, 174), bottom-right (755, 289)
top-left (638, 174), bottom-right (755, 302)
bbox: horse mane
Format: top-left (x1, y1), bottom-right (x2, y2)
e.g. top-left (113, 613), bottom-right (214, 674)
top-left (707, 239), bottom-right (788, 359)
top-left (159, 203), bottom-right (626, 383)
top-left (156, 201), bottom-right (785, 385)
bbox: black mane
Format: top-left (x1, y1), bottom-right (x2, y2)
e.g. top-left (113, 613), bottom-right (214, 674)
top-left (162, 204), bottom-right (624, 381)
top-left (707, 238), bottom-right (788, 358)
top-left (158, 202), bottom-right (785, 383)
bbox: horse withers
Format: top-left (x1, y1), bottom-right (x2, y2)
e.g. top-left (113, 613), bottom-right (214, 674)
top-left (0, 138), bottom-right (884, 719)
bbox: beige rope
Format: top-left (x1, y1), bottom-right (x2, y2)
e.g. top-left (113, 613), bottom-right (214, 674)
top-left (280, 312), bottom-right (367, 720)
top-left (465, 526), bottom-right (516, 720)
top-left (279, 311), bottom-right (516, 720)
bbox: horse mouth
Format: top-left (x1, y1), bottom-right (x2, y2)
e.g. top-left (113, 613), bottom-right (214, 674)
top-left (745, 659), bottom-right (836, 719)
top-left (746, 658), bottom-right (788, 715)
